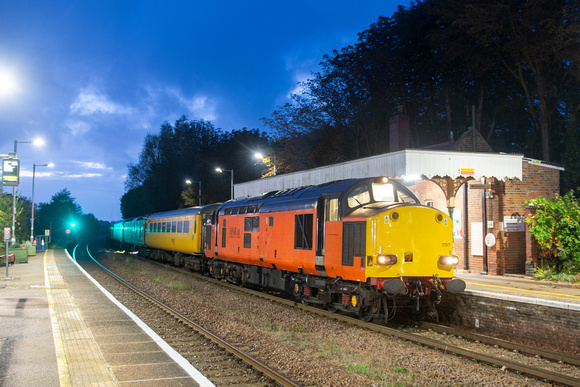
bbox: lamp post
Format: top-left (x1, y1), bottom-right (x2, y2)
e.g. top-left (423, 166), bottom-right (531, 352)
top-left (12, 139), bottom-right (44, 243)
top-left (30, 163), bottom-right (53, 242)
top-left (215, 168), bottom-right (234, 200)
top-left (254, 152), bottom-right (277, 176)
top-left (185, 179), bottom-right (202, 206)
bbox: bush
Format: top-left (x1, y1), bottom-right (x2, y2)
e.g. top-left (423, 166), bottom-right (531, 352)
top-left (525, 191), bottom-right (580, 273)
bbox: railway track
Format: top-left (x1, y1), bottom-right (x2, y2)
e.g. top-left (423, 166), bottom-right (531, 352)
top-left (75, 242), bottom-right (299, 387)
top-left (104, 250), bottom-right (580, 386)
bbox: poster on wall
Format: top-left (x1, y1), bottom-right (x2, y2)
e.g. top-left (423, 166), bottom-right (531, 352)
top-left (471, 222), bottom-right (483, 256)
top-left (453, 209), bottom-right (462, 238)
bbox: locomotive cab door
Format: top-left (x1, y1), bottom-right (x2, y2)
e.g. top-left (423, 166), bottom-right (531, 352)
top-left (316, 196), bottom-right (339, 276)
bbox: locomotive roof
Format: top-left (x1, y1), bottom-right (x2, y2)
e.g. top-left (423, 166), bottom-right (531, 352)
top-left (218, 178), bottom-right (377, 214)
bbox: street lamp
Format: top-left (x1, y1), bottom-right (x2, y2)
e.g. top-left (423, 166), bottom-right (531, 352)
top-left (12, 138), bottom-right (44, 243)
top-left (254, 151), bottom-right (277, 176)
top-left (215, 168), bottom-right (234, 200)
top-left (30, 163), bottom-right (54, 242)
top-left (185, 179), bottom-right (202, 206)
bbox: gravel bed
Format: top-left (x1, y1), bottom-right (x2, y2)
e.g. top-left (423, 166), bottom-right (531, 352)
top-left (100, 252), bottom-right (554, 386)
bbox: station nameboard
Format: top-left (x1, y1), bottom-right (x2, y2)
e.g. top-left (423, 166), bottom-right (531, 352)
top-left (2, 158), bottom-right (20, 186)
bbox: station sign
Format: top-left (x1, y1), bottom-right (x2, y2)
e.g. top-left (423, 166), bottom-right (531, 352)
top-left (2, 158), bottom-right (20, 186)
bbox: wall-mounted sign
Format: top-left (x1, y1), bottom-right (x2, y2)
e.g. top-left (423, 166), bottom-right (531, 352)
top-left (2, 158), bottom-right (20, 186)
top-left (504, 216), bottom-right (525, 232)
top-left (459, 168), bottom-right (474, 176)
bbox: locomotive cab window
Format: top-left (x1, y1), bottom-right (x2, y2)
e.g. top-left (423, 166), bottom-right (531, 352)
top-left (347, 185), bottom-right (371, 208)
top-left (372, 182), bottom-right (395, 202)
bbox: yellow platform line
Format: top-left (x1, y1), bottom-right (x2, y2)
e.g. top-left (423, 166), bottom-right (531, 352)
top-left (44, 250), bottom-right (117, 386)
top-left (467, 282), bottom-right (580, 299)
top-left (44, 250), bottom-right (72, 387)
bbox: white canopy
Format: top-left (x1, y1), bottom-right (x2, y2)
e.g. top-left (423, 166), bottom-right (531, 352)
top-left (235, 149), bottom-right (525, 198)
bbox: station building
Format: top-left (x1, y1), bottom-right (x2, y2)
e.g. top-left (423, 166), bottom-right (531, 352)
top-left (235, 115), bottom-right (563, 276)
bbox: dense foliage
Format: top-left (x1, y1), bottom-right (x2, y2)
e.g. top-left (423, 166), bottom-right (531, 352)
top-left (35, 189), bottom-right (106, 247)
top-left (121, 116), bottom-right (271, 218)
top-left (0, 188), bottom-right (105, 248)
top-left (123, 0), bottom-right (580, 218)
top-left (262, 0), bottom-right (580, 190)
top-left (525, 192), bottom-right (580, 273)
top-left (0, 188), bottom-right (32, 244)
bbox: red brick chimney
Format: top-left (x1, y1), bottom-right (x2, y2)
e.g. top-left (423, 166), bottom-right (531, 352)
top-left (389, 105), bottom-right (410, 152)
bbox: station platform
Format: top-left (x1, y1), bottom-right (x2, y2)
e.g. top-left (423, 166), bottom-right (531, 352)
top-left (0, 249), bottom-right (213, 387)
top-left (457, 271), bottom-right (580, 310)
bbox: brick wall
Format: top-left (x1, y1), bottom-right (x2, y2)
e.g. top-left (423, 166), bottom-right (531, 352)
top-left (410, 161), bottom-right (561, 275)
top-left (439, 293), bottom-right (580, 354)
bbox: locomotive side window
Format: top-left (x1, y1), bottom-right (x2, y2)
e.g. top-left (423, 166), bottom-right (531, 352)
top-left (221, 219), bottom-right (226, 248)
top-left (244, 217), bottom-right (252, 232)
top-left (397, 190), bottom-right (418, 203)
top-left (326, 198), bottom-right (339, 221)
top-left (294, 213), bottom-right (313, 250)
top-left (252, 216), bottom-right (259, 231)
top-left (244, 233), bottom-right (251, 248)
top-left (269, 216), bottom-right (274, 227)
top-left (347, 185), bottom-right (371, 208)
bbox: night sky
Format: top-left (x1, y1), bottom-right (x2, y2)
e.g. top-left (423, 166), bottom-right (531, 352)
top-left (0, 0), bottom-right (408, 221)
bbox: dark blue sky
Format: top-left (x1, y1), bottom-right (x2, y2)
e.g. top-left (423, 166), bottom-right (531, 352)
top-left (0, 0), bottom-right (408, 221)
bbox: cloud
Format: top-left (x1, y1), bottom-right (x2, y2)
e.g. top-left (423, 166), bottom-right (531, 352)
top-left (71, 161), bottom-right (112, 170)
top-left (65, 120), bottom-right (91, 136)
top-left (70, 87), bottom-right (132, 116)
top-left (166, 87), bottom-right (217, 121)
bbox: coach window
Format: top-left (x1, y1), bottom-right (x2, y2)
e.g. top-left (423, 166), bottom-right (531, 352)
top-left (294, 213), bottom-right (313, 250)
top-left (184, 220), bottom-right (190, 233)
top-left (172, 221), bottom-right (177, 232)
top-left (162, 222), bottom-right (166, 232)
top-left (177, 221), bottom-right (183, 233)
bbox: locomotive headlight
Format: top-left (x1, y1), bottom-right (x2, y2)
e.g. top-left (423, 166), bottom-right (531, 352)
top-left (377, 254), bottom-right (397, 265)
top-left (439, 255), bottom-right (459, 266)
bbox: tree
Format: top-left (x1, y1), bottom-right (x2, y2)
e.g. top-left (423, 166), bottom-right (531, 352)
top-left (36, 189), bottom-right (84, 247)
top-left (0, 188), bottom-right (32, 244)
top-left (431, 0), bottom-right (580, 162)
top-left (122, 116), bottom-right (271, 217)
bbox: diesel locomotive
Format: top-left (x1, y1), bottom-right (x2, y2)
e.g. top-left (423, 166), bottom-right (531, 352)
top-left (109, 177), bottom-right (465, 322)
